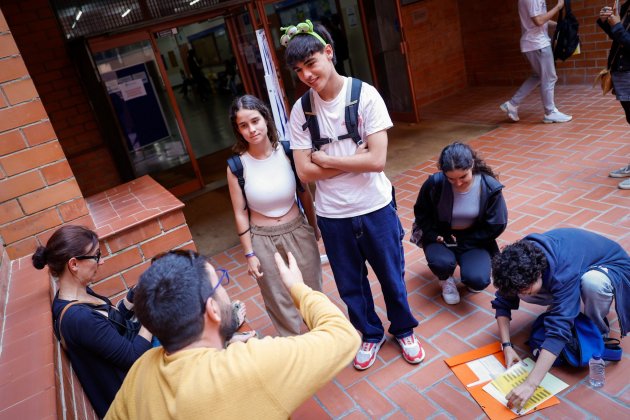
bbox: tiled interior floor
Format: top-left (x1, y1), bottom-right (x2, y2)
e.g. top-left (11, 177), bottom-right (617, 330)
top-left (210, 85), bottom-right (629, 419)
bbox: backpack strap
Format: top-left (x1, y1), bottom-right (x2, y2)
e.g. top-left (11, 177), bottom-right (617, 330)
top-left (337, 77), bottom-right (363, 146)
top-left (280, 140), bottom-right (305, 193)
top-left (227, 155), bottom-right (247, 210)
top-left (301, 90), bottom-right (332, 151)
top-left (301, 78), bottom-right (363, 151)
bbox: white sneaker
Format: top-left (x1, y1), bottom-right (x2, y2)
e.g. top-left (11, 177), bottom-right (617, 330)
top-left (543, 109), bottom-right (572, 123)
top-left (619, 178), bottom-right (630, 190)
top-left (440, 277), bottom-right (460, 305)
top-left (609, 165), bottom-right (630, 178)
top-left (396, 334), bottom-right (426, 364)
top-left (353, 337), bottom-right (385, 370)
top-left (500, 101), bottom-right (519, 122)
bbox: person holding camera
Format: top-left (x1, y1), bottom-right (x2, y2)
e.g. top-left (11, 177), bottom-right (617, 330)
top-left (32, 225), bottom-right (153, 418)
top-left (598, 1), bottom-right (630, 126)
top-left (412, 142), bottom-right (508, 305)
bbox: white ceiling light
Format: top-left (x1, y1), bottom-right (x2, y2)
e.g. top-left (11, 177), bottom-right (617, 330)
top-left (75, 10), bottom-right (83, 21)
top-left (190, 0), bottom-right (201, 5)
top-left (121, 8), bottom-right (131, 18)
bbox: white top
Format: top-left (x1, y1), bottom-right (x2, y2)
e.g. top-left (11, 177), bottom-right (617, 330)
top-left (519, 0), bottom-right (551, 52)
top-left (451, 175), bottom-right (481, 230)
top-left (241, 145), bottom-right (296, 218)
top-left (289, 78), bottom-right (393, 218)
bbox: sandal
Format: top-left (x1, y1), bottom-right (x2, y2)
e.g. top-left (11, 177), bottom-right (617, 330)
top-left (226, 330), bottom-right (257, 346)
top-left (603, 337), bottom-right (622, 362)
top-left (232, 300), bottom-right (246, 329)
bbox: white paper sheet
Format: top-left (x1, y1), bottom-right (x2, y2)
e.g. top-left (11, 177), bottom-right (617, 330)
top-left (465, 354), bottom-right (506, 387)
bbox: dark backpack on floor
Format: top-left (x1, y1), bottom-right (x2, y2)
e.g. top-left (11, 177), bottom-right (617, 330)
top-left (301, 77), bottom-right (363, 150)
top-left (227, 140), bottom-right (304, 210)
top-left (552, 0), bottom-right (580, 61)
top-left (528, 312), bottom-right (621, 367)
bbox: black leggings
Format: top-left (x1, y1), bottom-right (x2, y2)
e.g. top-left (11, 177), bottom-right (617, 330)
top-left (621, 101), bottom-right (630, 125)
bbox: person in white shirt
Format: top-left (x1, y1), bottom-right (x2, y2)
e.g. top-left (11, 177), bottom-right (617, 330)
top-left (282, 19), bottom-right (425, 370)
top-left (500, 0), bottom-right (573, 123)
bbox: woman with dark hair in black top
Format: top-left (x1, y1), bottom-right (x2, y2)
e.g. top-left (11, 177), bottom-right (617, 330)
top-left (413, 142), bottom-right (508, 305)
top-left (33, 225), bottom-right (152, 418)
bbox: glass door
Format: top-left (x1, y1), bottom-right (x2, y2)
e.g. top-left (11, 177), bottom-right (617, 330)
top-left (154, 16), bottom-right (252, 188)
top-left (90, 36), bottom-right (202, 194)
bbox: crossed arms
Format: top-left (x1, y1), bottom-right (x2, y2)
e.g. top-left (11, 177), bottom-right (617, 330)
top-left (293, 130), bottom-right (388, 183)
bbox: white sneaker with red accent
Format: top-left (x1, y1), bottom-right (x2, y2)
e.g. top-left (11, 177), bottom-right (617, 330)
top-left (396, 334), bottom-right (426, 364)
top-left (353, 337), bottom-right (385, 370)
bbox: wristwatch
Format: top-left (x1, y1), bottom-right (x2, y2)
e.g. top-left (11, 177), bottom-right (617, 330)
top-left (501, 342), bottom-right (513, 350)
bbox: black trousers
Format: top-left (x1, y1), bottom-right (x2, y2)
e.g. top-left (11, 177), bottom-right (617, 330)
top-left (424, 242), bottom-right (492, 291)
top-left (621, 101), bottom-right (630, 125)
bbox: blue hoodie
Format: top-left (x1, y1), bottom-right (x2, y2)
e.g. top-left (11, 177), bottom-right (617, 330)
top-left (492, 228), bottom-right (630, 356)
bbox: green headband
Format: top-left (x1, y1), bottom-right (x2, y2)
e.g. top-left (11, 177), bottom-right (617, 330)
top-left (280, 19), bottom-right (326, 47)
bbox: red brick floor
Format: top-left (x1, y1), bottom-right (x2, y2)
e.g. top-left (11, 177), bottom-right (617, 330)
top-left (210, 85), bottom-right (629, 419)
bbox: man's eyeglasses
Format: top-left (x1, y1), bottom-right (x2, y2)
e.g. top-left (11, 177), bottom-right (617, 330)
top-left (211, 268), bottom-right (230, 294)
top-left (75, 249), bottom-right (101, 264)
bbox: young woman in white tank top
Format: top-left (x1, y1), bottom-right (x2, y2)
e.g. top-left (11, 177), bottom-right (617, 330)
top-left (226, 95), bottom-right (323, 336)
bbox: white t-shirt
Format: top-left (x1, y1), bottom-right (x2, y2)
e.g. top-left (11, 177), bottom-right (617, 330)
top-left (519, 0), bottom-right (551, 52)
top-left (241, 145), bottom-right (296, 218)
top-left (289, 78), bottom-right (393, 218)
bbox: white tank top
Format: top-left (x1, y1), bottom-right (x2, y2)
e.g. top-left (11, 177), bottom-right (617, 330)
top-left (241, 145), bottom-right (296, 218)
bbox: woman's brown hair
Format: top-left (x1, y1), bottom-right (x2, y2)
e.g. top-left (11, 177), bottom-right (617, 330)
top-left (32, 225), bottom-right (99, 277)
top-left (228, 95), bottom-right (279, 155)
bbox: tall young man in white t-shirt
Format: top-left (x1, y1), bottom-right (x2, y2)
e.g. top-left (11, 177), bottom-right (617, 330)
top-left (282, 20), bottom-right (425, 370)
top-left (500, 0), bottom-right (573, 123)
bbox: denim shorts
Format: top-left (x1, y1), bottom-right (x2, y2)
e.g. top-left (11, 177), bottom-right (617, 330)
top-left (612, 71), bottom-right (630, 101)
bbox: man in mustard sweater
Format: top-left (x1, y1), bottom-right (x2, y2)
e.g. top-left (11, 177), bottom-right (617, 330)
top-left (106, 250), bottom-right (360, 420)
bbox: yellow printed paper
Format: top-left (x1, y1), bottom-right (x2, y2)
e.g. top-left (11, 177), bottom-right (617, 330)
top-left (483, 358), bottom-right (568, 416)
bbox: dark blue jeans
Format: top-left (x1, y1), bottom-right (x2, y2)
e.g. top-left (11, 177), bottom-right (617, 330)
top-left (317, 202), bottom-right (418, 342)
top-left (424, 243), bottom-right (491, 291)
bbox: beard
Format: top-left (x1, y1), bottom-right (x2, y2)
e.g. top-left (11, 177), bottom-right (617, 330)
top-left (218, 300), bottom-right (238, 343)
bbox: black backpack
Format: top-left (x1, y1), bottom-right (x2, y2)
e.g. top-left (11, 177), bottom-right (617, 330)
top-left (227, 140), bottom-right (304, 210)
top-left (552, 0), bottom-right (580, 61)
top-left (301, 77), bottom-right (363, 150)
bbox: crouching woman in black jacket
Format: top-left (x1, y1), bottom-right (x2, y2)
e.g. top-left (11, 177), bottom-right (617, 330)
top-left (413, 142), bottom-right (508, 305)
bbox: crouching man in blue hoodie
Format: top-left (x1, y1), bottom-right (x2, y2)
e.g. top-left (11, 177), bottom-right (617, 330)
top-left (491, 228), bottom-right (629, 411)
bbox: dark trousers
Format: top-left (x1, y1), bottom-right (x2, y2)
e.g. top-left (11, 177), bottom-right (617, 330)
top-left (424, 243), bottom-right (491, 291)
top-left (621, 101), bottom-right (630, 125)
top-left (317, 202), bottom-right (418, 342)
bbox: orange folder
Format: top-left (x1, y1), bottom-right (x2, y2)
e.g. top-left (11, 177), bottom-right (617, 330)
top-left (444, 342), bottom-right (559, 420)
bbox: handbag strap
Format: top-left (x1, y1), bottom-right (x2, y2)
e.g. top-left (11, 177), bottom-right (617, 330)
top-left (57, 300), bottom-right (112, 350)
top-left (58, 301), bottom-right (94, 350)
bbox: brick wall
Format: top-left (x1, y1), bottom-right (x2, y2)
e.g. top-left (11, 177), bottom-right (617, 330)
top-left (402, 0), bottom-right (468, 106)
top-left (1, 0), bottom-right (122, 197)
top-left (0, 10), bottom-right (91, 260)
top-left (92, 212), bottom-right (194, 301)
top-left (0, 247), bottom-right (9, 356)
top-left (458, 0), bottom-right (612, 86)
